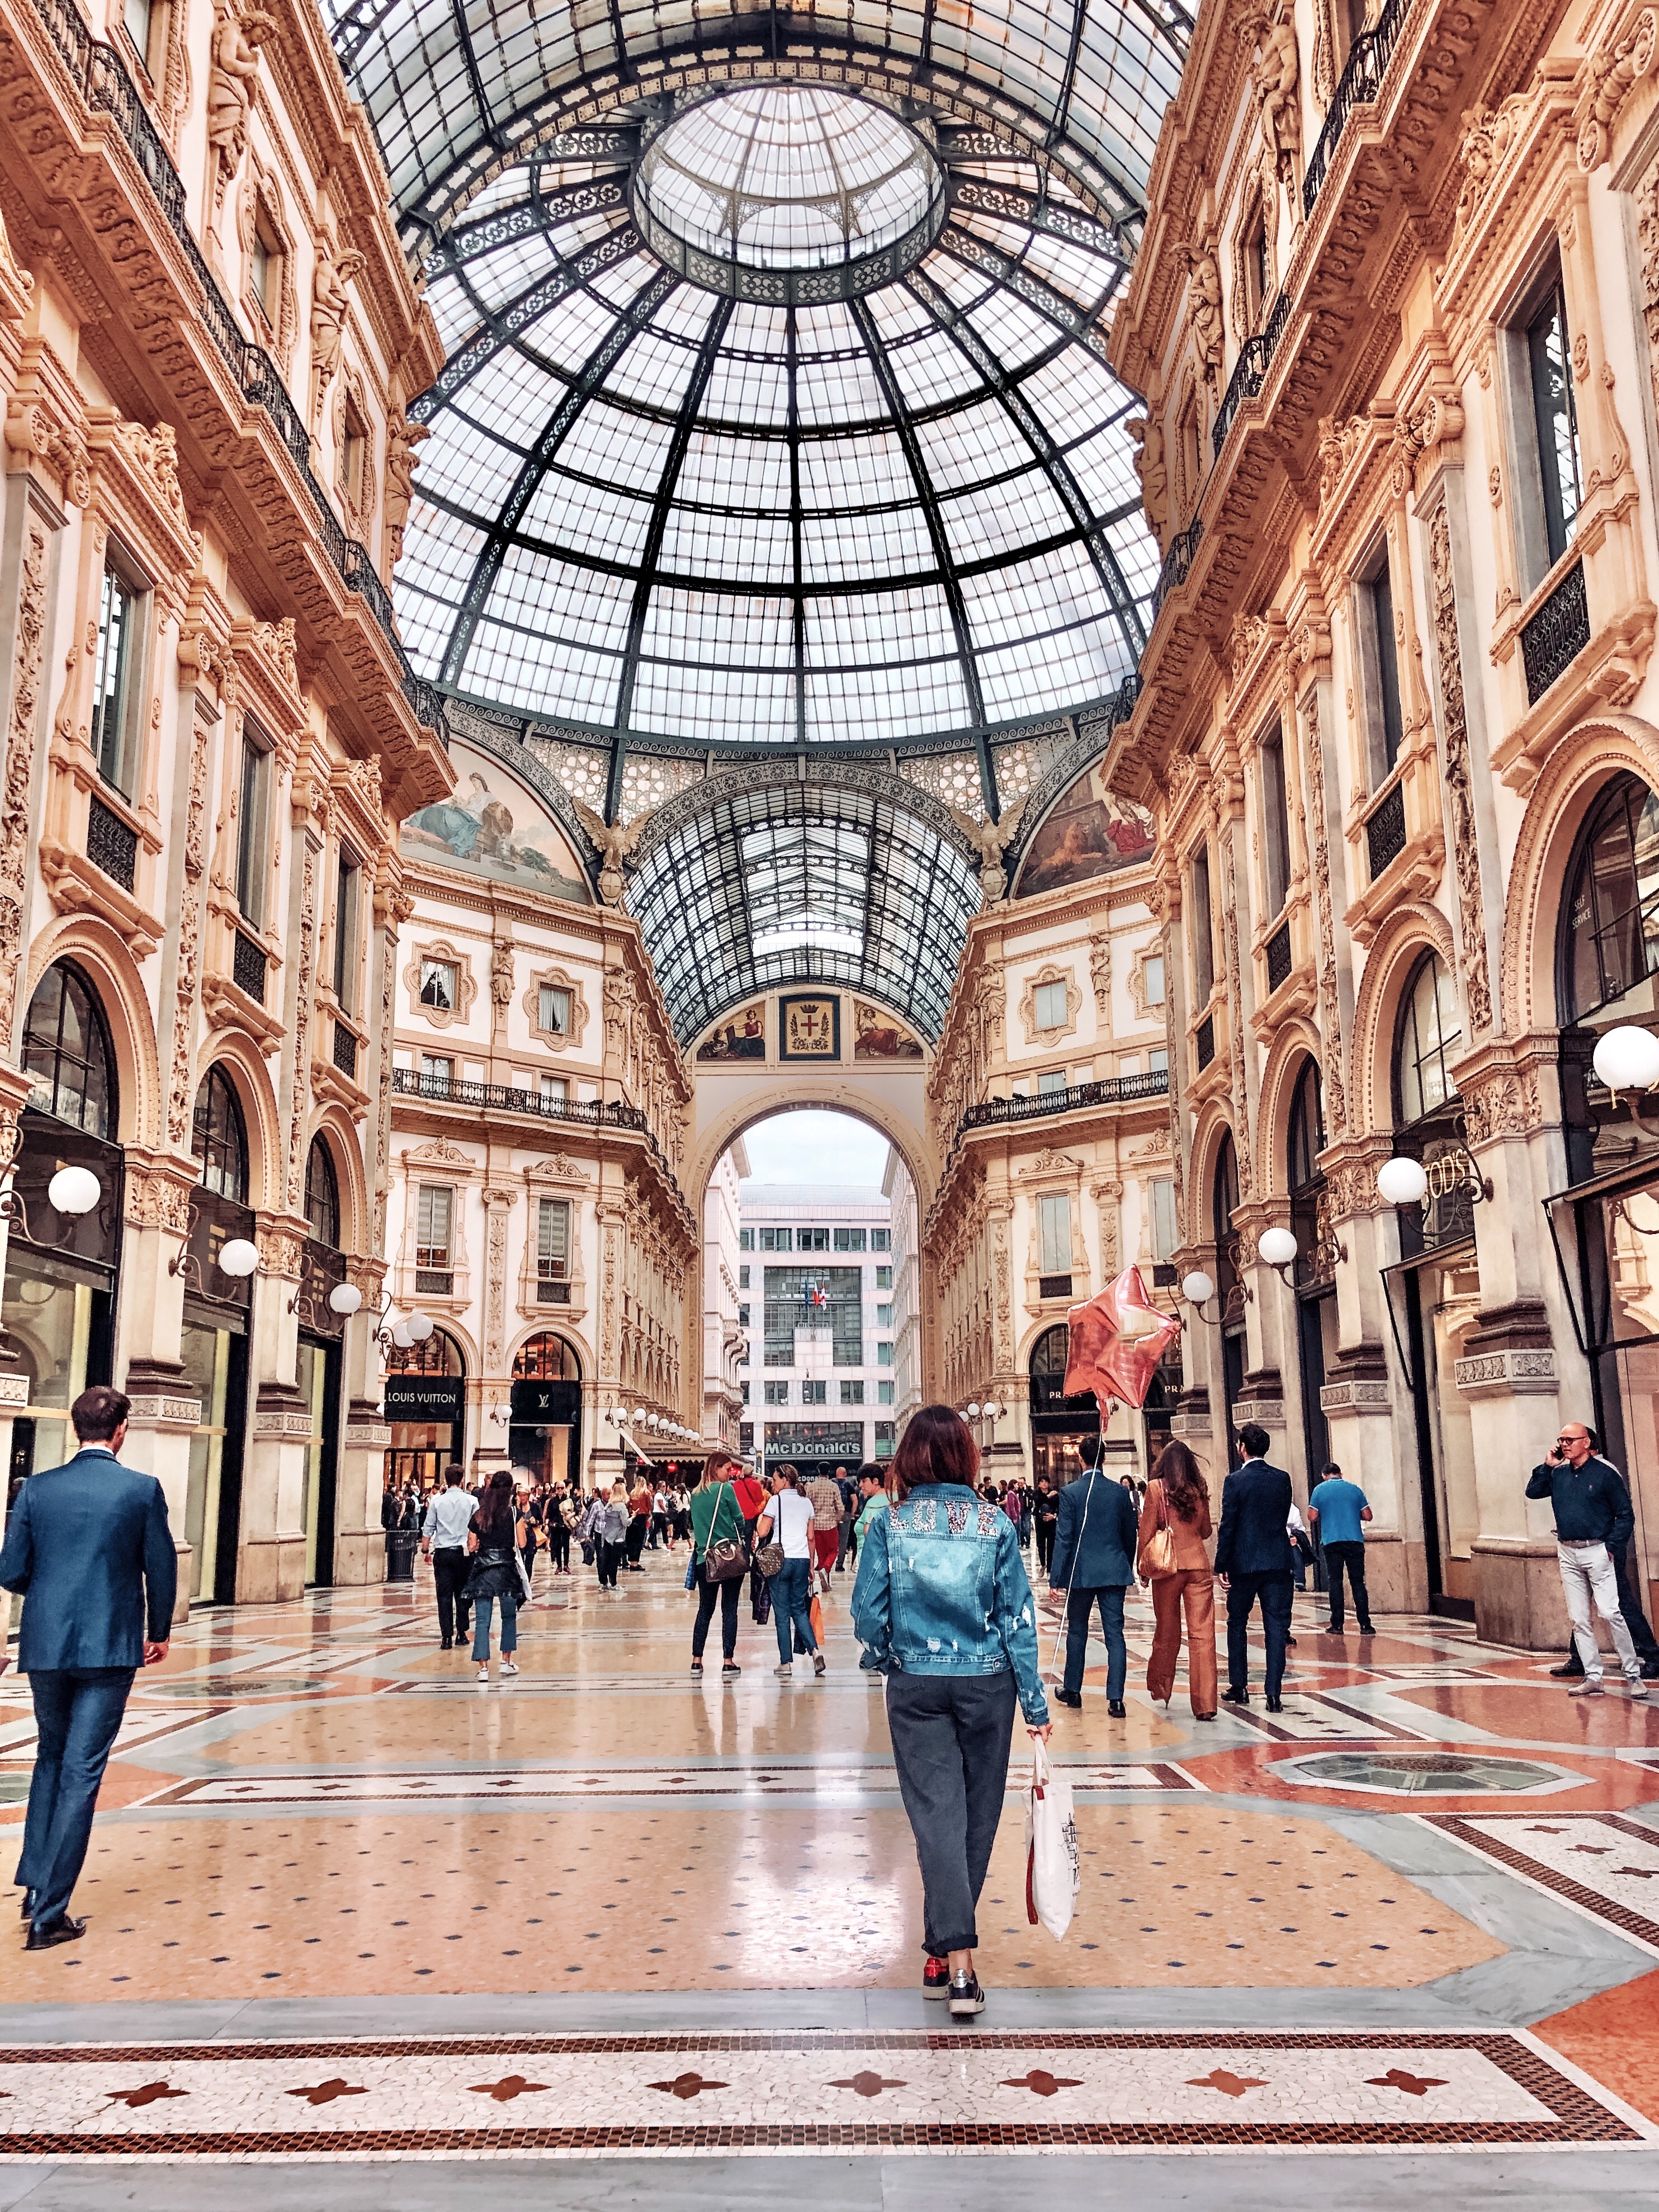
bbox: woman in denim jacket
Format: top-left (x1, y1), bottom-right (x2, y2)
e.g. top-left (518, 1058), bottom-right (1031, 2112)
top-left (852, 1405), bottom-right (1051, 2019)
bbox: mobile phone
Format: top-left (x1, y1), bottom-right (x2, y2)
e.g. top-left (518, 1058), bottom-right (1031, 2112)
top-left (1548, 1445), bottom-right (1565, 1464)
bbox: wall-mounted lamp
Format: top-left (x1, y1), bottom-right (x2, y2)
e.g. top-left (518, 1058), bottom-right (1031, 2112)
top-left (1180, 1269), bottom-right (1216, 1323)
top-left (1256, 1225), bottom-right (1299, 1284)
top-left (1376, 1148), bottom-right (1491, 1209)
top-left (375, 1306), bottom-right (434, 1360)
top-left (1594, 1025), bottom-right (1659, 1140)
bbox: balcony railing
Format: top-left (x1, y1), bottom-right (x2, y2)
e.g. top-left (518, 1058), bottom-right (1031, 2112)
top-left (1303, 0), bottom-right (1414, 217)
top-left (1520, 559), bottom-right (1590, 705)
top-left (1364, 779), bottom-right (1408, 881)
top-left (29, 0), bottom-right (447, 746)
top-left (1265, 917), bottom-right (1294, 994)
top-left (231, 930), bottom-right (267, 1004)
top-left (1212, 292), bottom-right (1293, 461)
top-left (87, 793), bottom-right (138, 892)
top-left (956, 1068), bottom-right (1169, 1142)
top-left (390, 1066), bottom-right (684, 1200)
top-left (332, 1022), bottom-right (359, 1080)
top-left (1195, 1013), bottom-right (1216, 1071)
top-left (1152, 517), bottom-right (1203, 617)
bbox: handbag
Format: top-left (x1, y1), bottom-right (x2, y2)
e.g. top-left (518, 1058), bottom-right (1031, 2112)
top-left (1138, 1480), bottom-right (1179, 1580)
top-left (702, 1484), bottom-right (750, 1584)
top-left (1024, 1737), bottom-right (1080, 1941)
top-left (754, 1493), bottom-right (786, 1579)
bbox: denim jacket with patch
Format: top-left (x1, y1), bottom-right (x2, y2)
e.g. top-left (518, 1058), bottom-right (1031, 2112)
top-left (850, 1482), bottom-right (1049, 1724)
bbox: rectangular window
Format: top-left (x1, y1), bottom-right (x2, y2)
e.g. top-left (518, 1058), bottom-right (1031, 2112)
top-left (738, 1303), bottom-right (750, 1328)
top-left (537, 983), bottom-right (572, 1035)
top-left (536, 1197), bottom-right (571, 1300)
top-left (235, 729), bottom-right (271, 929)
top-left (333, 850), bottom-right (358, 1010)
top-left (801, 1379), bottom-right (828, 1406)
top-left (419, 1053), bottom-right (452, 1097)
top-left (1365, 552), bottom-right (1405, 776)
top-left (740, 1382), bottom-right (750, 1406)
top-left (739, 1228), bottom-right (753, 1251)
top-left (249, 219), bottom-right (281, 328)
top-left (420, 957), bottom-right (458, 1012)
top-left (1149, 1046), bottom-right (1169, 1076)
top-left (91, 563), bottom-right (139, 793)
top-left (797, 1227), bottom-right (829, 1251)
top-left (1190, 845), bottom-right (1214, 1003)
top-left (876, 1266), bottom-right (892, 1289)
top-left (415, 1184), bottom-right (453, 1294)
top-left (123, 0), bottom-right (153, 64)
top-left (540, 1074), bottom-right (568, 1106)
top-left (875, 1419), bottom-right (896, 1453)
top-left (876, 1302), bottom-right (894, 1327)
top-left (1152, 1179), bottom-right (1178, 1263)
top-left (871, 1228), bottom-right (891, 1252)
top-left (759, 1227), bottom-right (792, 1252)
top-left (876, 1342), bottom-right (894, 1367)
top-left (1039, 1192), bottom-right (1072, 1276)
top-left (840, 1379), bottom-right (864, 1405)
top-left (878, 1380), bottom-right (895, 1405)
top-left (739, 1265), bottom-right (750, 1289)
top-left (1260, 721), bottom-right (1291, 918)
top-left (1038, 1069), bottom-right (1068, 1094)
top-left (1142, 953), bottom-right (1166, 1006)
top-left (764, 1379), bottom-right (788, 1406)
top-left (1528, 276), bottom-right (1582, 567)
top-left (1033, 978), bottom-right (1069, 1029)
top-left (833, 1226), bottom-right (867, 1251)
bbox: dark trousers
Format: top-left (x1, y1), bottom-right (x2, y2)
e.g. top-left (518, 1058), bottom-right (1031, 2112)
top-left (771, 1556), bottom-right (818, 1664)
top-left (1226, 1570), bottom-right (1294, 1700)
top-left (597, 1539), bottom-right (623, 1587)
top-left (548, 1524), bottom-right (571, 1571)
top-left (1324, 1541), bottom-right (1373, 1631)
top-left (886, 1669), bottom-right (1017, 1955)
top-left (16, 1666), bottom-right (135, 1926)
top-left (692, 1565), bottom-right (741, 1661)
top-left (1063, 1584), bottom-right (1127, 1699)
top-left (1036, 1523), bottom-right (1056, 1573)
top-left (1557, 1540), bottom-right (1658, 1668)
top-left (625, 1518), bottom-right (647, 1567)
top-left (432, 1547), bottom-right (471, 1642)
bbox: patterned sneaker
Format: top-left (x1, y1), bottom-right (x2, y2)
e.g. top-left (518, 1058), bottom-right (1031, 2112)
top-left (948, 1971), bottom-right (986, 2019)
top-left (923, 1956), bottom-right (951, 2001)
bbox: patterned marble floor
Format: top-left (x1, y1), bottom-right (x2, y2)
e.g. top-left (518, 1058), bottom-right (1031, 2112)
top-left (3, 1544), bottom-right (1659, 2205)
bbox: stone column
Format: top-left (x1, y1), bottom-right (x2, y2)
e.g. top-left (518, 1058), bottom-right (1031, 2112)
top-left (331, 1258), bottom-right (389, 1586)
top-left (235, 1221), bottom-right (309, 1603)
top-left (116, 1150), bottom-right (204, 1618)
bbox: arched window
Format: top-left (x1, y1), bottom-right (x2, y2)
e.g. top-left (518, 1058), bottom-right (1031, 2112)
top-left (1028, 1324), bottom-right (1077, 1413)
top-left (1560, 772), bottom-right (1659, 1024)
top-left (304, 1138), bottom-right (340, 1247)
top-left (1393, 952), bottom-right (1462, 1128)
top-left (512, 1332), bottom-right (581, 1382)
top-left (191, 1066), bottom-right (248, 1202)
top-left (388, 1326), bottom-right (465, 1377)
top-left (21, 962), bottom-right (117, 1139)
top-left (1287, 1059), bottom-right (1325, 1193)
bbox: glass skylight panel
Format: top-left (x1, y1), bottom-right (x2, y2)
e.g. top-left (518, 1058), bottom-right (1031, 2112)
top-left (798, 430), bottom-right (912, 512)
top-left (634, 664), bottom-right (797, 743)
top-left (554, 401), bottom-right (677, 494)
top-left (1065, 417), bottom-right (1145, 515)
top-left (456, 349), bottom-right (561, 445)
top-left (799, 502), bottom-right (933, 584)
top-left (519, 466), bottom-right (654, 564)
top-left (960, 541), bottom-right (1107, 647)
top-left (601, 328), bottom-right (702, 412)
top-left (659, 504), bottom-right (793, 585)
top-left (703, 352), bottom-right (790, 428)
top-left (743, 819), bottom-right (870, 958)
top-left (674, 432), bottom-right (791, 514)
top-left (942, 468), bottom-right (1072, 564)
top-left (464, 233), bottom-right (559, 315)
top-left (489, 550), bottom-right (636, 653)
top-left (885, 326), bottom-right (985, 409)
top-left (415, 412), bottom-right (526, 517)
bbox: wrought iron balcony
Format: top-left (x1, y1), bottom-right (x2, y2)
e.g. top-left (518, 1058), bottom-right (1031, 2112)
top-left (1152, 517), bottom-right (1203, 617)
top-left (86, 793), bottom-right (138, 892)
top-left (1303, 0), bottom-right (1415, 217)
top-left (390, 1066), bottom-right (684, 1202)
top-left (28, 0), bottom-right (447, 746)
top-left (1520, 560), bottom-right (1590, 705)
top-left (231, 930), bottom-right (267, 1004)
top-left (1364, 779), bottom-right (1408, 881)
top-left (956, 1068), bottom-right (1169, 1143)
top-left (1195, 1013), bottom-right (1216, 1071)
top-left (332, 1022), bottom-right (359, 1080)
top-left (1265, 917), bottom-right (1294, 994)
top-left (1212, 292), bottom-right (1293, 461)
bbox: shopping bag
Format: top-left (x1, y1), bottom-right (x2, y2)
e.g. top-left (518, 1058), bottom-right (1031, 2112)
top-left (809, 1592), bottom-right (825, 1649)
top-left (1024, 1738), bottom-right (1079, 1941)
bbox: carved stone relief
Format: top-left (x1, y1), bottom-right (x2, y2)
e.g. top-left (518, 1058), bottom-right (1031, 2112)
top-left (1299, 688), bottom-right (1347, 1135)
top-left (1426, 504), bottom-right (1493, 1034)
top-left (0, 511), bottom-right (49, 1049)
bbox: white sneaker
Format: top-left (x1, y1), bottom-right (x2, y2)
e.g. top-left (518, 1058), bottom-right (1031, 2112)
top-left (1567, 1679), bottom-right (1604, 1696)
top-left (500, 1659), bottom-right (519, 1676)
top-left (774, 1663), bottom-right (793, 1679)
top-left (1627, 1678), bottom-right (1649, 1697)
top-left (477, 1665), bottom-right (491, 1684)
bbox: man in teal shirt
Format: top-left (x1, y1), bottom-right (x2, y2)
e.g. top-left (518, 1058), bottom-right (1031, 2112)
top-left (1307, 1462), bottom-right (1374, 1635)
top-left (852, 1466), bottom-right (887, 1560)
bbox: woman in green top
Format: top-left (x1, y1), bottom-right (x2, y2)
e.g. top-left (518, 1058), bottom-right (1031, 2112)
top-left (689, 1450), bottom-right (748, 1678)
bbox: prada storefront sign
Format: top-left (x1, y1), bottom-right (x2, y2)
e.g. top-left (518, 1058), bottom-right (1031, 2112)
top-left (384, 1376), bottom-right (465, 1423)
top-left (509, 1378), bottom-right (581, 1426)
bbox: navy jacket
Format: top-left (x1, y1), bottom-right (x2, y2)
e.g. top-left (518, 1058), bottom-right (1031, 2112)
top-left (1213, 1459), bottom-right (1295, 1578)
top-left (0, 1447), bottom-right (177, 1671)
top-left (1050, 1467), bottom-right (1140, 1590)
top-left (1525, 1455), bottom-right (1635, 1549)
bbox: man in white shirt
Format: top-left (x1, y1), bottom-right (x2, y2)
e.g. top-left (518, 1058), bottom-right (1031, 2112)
top-left (422, 1467), bottom-right (478, 1651)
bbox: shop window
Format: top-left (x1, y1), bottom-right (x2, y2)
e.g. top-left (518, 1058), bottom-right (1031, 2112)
top-left (91, 559), bottom-right (143, 796)
top-left (833, 1226), bottom-right (866, 1250)
top-left (1260, 720), bottom-right (1291, 918)
top-left (1526, 272), bottom-right (1582, 570)
top-left (513, 1331), bottom-right (579, 1380)
top-left (877, 1379), bottom-right (894, 1403)
top-left (420, 957), bottom-right (459, 1012)
top-left (802, 1379), bottom-right (828, 1406)
top-left (1190, 843), bottom-right (1214, 1003)
top-left (536, 1197), bottom-right (571, 1303)
top-left (235, 724), bottom-right (272, 929)
top-left (765, 1379), bottom-right (788, 1405)
top-left (1561, 773), bottom-right (1659, 1024)
top-left (191, 1066), bottom-right (248, 1202)
top-left (1356, 542), bottom-right (1405, 778)
top-left (21, 962), bottom-right (117, 1138)
top-left (415, 1184), bottom-right (454, 1296)
top-left (840, 1379), bottom-right (864, 1405)
top-left (1394, 951), bottom-right (1463, 1127)
top-left (304, 1138), bottom-right (340, 1247)
top-left (333, 850), bottom-right (359, 1011)
top-left (871, 1228), bottom-right (891, 1251)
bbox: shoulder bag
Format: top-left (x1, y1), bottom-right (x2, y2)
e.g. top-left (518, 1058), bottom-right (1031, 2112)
top-left (702, 1483), bottom-right (750, 1584)
top-left (1138, 1480), bottom-right (1179, 1580)
top-left (753, 1492), bottom-right (786, 1580)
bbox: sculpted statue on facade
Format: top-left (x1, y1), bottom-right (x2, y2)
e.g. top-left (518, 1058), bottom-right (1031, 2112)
top-left (311, 234), bottom-right (366, 419)
top-left (1127, 415), bottom-right (1168, 549)
top-left (571, 796), bottom-right (646, 906)
top-left (383, 410), bottom-right (431, 574)
top-left (947, 796), bottom-right (1026, 900)
top-left (207, 2), bottom-right (277, 201)
top-left (1248, 4), bottom-right (1302, 177)
top-left (1185, 243), bottom-right (1224, 380)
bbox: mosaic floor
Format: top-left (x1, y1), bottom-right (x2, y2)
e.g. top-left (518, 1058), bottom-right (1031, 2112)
top-left (3, 1547), bottom-right (1658, 2207)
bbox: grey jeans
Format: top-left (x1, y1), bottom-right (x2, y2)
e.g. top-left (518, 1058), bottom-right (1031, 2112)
top-left (885, 1668), bottom-right (1017, 1955)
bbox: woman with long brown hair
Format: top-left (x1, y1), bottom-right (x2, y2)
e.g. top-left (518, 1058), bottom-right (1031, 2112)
top-left (1138, 1439), bottom-right (1218, 1720)
top-left (466, 1469), bottom-right (523, 1684)
top-left (851, 1405), bottom-right (1050, 2020)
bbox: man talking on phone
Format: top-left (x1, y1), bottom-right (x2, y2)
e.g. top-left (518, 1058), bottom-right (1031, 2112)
top-left (1526, 1424), bottom-right (1647, 1697)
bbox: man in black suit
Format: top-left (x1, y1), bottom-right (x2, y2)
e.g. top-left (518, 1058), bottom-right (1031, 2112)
top-left (1213, 1422), bottom-right (1294, 1712)
top-left (0, 1386), bottom-right (176, 1949)
top-left (1048, 1449), bottom-right (1141, 1717)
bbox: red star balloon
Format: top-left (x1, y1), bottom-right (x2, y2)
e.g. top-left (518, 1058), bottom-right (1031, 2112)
top-left (1063, 1265), bottom-right (1181, 1411)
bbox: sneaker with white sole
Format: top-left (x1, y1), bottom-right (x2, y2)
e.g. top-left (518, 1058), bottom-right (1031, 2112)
top-left (774, 1663), bottom-right (793, 1679)
top-left (948, 1970), bottom-right (986, 2019)
top-left (1627, 1679), bottom-right (1650, 1697)
top-left (500, 1660), bottom-right (519, 1676)
top-left (476, 1666), bottom-right (491, 1684)
top-left (1568, 1679), bottom-right (1605, 1696)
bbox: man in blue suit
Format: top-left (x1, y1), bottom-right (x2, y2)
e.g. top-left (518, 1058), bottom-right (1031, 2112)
top-left (0, 1386), bottom-right (176, 1949)
top-left (1213, 1421), bottom-right (1294, 1712)
top-left (1048, 1449), bottom-right (1140, 1717)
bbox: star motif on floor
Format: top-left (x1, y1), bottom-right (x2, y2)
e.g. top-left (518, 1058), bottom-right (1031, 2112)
top-left (1364, 2069), bottom-right (1447, 2096)
top-left (828, 2072), bottom-right (907, 2098)
top-left (1185, 2068), bottom-right (1267, 2098)
top-left (107, 2083), bottom-right (187, 2109)
top-left (1000, 2069), bottom-right (1083, 2097)
top-left (467, 2074), bottom-right (549, 2102)
top-left (287, 2078), bottom-right (369, 2106)
top-left (647, 2071), bottom-right (727, 2100)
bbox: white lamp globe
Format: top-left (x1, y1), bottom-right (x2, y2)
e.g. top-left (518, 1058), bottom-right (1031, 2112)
top-left (1181, 1270), bottom-right (1216, 1306)
top-left (984, 1401), bottom-right (1000, 1420)
top-left (967, 1401), bottom-right (981, 1418)
top-left (1593, 1024), bottom-right (1659, 1094)
top-left (391, 1319), bottom-right (414, 1349)
top-left (1258, 1226), bottom-right (1299, 1268)
top-left (328, 1282), bottom-right (363, 1317)
top-left (408, 1310), bottom-right (434, 1343)
top-left (217, 1237), bottom-right (260, 1278)
top-left (632, 1407), bottom-right (646, 1424)
top-left (46, 1164), bottom-right (101, 1216)
top-left (1377, 1155), bottom-right (1430, 1208)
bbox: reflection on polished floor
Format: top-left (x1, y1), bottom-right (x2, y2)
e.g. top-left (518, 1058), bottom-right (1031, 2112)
top-left (3, 1549), bottom-right (1659, 2204)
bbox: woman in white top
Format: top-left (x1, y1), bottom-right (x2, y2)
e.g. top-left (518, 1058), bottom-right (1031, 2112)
top-left (757, 1464), bottom-right (823, 1679)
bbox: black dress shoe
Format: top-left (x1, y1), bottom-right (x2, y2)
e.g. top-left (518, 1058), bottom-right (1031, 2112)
top-left (25, 1915), bottom-right (86, 1951)
top-left (18, 1890), bottom-right (34, 1922)
top-left (1550, 1660), bottom-right (1583, 1678)
top-left (1643, 1660), bottom-right (1659, 1681)
top-left (1266, 1697), bottom-right (1284, 1712)
top-left (1221, 1687), bottom-right (1250, 1705)
top-left (1053, 1689), bottom-right (1082, 1708)
top-left (1107, 1698), bottom-right (1127, 1718)
top-left (1286, 1636), bottom-right (1298, 1647)
top-left (440, 1637), bottom-right (452, 1650)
